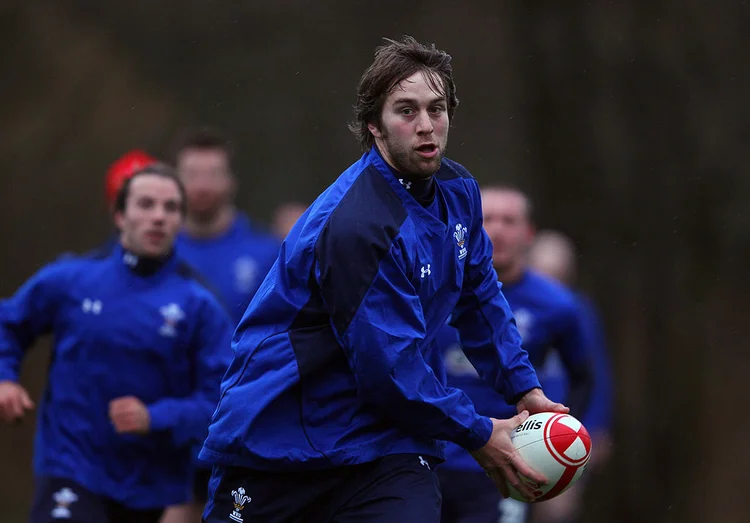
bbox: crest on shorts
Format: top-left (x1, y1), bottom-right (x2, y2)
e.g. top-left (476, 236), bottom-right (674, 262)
top-left (229, 487), bottom-right (252, 523)
top-left (51, 487), bottom-right (78, 519)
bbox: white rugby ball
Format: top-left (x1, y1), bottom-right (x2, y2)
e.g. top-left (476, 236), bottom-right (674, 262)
top-left (507, 412), bottom-right (592, 502)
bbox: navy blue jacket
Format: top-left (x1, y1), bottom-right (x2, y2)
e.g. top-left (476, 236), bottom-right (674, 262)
top-left (0, 244), bottom-right (233, 509)
top-left (200, 146), bottom-right (540, 471)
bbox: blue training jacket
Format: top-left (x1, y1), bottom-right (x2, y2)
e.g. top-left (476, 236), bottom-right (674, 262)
top-left (439, 270), bottom-right (594, 472)
top-left (199, 146), bottom-right (540, 471)
top-left (176, 213), bottom-right (281, 325)
top-left (0, 244), bottom-right (234, 509)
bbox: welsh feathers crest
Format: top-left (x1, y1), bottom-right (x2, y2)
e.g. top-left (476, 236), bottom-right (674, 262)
top-left (230, 487), bottom-right (252, 522)
top-left (453, 223), bottom-right (467, 247)
top-left (454, 224), bottom-right (468, 260)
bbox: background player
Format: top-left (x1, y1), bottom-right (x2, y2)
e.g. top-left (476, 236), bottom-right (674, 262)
top-left (527, 228), bottom-right (615, 523)
top-left (438, 185), bottom-right (594, 523)
top-left (162, 127), bottom-right (280, 522)
top-left (0, 165), bottom-right (233, 523)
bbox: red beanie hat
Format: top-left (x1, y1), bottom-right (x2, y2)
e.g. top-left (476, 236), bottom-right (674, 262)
top-left (105, 150), bottom-right (157, 207)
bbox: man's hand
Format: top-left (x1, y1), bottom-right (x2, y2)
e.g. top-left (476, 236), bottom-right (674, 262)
top-left (109, 396), bottom-right (150, 434)
top-left (516, 388), bottom-right (568, 416)
top-left (470, 411), bottom-right (548, 501)
top-left (0, 381), bottom-right (34, 423)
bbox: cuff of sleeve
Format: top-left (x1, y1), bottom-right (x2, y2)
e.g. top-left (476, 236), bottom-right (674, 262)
top-left (504, 369), bottom-right (541, 405)
top-left (0, 369), bottom-right (19, 383)
top-left (460, 415), bottom-right (494, 452)
top-left (147, 402), bottom-right (175, 432)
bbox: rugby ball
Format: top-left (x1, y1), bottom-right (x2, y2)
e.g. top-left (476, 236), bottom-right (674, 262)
top-left (507, 412), bottom-right (592, 502)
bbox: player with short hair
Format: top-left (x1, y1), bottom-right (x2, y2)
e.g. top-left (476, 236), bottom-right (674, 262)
top-left (438, 185), bottom-right (594, 523)
top-left (199, 36), bottom-right (567, 523)
top-left (527, 229), bottom-right (614, 523)
top-left (169, 126), bottom-right (281, 324)
top-left (0, 165), bottom-right (234, 523)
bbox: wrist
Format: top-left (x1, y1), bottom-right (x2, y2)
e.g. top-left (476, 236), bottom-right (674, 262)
top-left (512, 386), bottom-right (541, 405)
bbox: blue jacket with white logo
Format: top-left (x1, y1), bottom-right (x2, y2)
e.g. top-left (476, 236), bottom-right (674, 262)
top-left (440, 270), bottom-right (593, 471)
top-left (199, 146), bottom-right (540, 471)
top-left (176, 213), bottom-right (281, 325)
top-left (0, 244), bottom-right (234, 509)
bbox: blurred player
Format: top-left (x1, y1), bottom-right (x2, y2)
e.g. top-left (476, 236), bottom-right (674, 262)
top-left (160, 127), bottom-right (280, 522)
top-left (199, 36), bottom-right (568, 523)
top-left (270, 201), bottom-right (308, 240)
top-left (438, 185), bottom-right (594, 523)
top-left (171, 126), bottom-right (280, 323)
top-left (527, 229), bottom-right (614, 523)
top-left (0, 165), bottom-right (233, 523)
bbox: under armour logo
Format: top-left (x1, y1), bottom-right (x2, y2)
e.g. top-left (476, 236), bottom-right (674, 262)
top-left (420, 264), bottom-right (431, 278)
top-left (399, 178), bottom-right (412, 190)
top-left (81, 299), bottom-right (102, 315)
top-left (418, 456), bottom-right (431, 470)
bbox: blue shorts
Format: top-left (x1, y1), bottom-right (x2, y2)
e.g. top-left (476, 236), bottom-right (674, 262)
top-left (438, 468), bottom-right (529, 523)
top-left (202, 454), bottom-right (441, 523)
top-left (29, 476), bottom-right (164, 523)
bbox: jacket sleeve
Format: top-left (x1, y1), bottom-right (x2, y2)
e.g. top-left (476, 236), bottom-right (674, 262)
top-left (147, 293), bottom-right (234, 445)
top-left (316, 219), bottom-right (493, 451)
top-left (450, 180), bottom-right (541, 405)
top-left (0, 262), bottom-right (68, 382)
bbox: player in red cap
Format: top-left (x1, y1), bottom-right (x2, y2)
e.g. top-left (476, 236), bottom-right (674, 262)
top-left (105, 150), bottom-right (158, 211)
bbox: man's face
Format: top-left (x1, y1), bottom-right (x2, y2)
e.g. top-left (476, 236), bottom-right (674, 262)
top-left (115, 174), bottom-right (184, 257)
top-left (177, 148), bottom-right (233, 221)
top-left (482, 189), bottom-right (534, 272)
top-left (369, 70), bottom-right (449, 178)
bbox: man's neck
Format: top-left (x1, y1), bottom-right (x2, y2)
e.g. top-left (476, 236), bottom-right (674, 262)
top-left (184, 206), bottom-right (236, 239)
top-left (118, 242), bottom-right (172, 276)
top-left (495, 261), bottom-right (526, 286)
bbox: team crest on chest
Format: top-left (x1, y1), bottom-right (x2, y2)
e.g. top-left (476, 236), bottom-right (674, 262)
top-left (159, 303), bottom-right (185, 337)
top-left (234, 256), bottom-right (258, 293)
top-left (513, 308), bottom-right (534, 341)
top-left (453, 224), bottom-right (468, 260)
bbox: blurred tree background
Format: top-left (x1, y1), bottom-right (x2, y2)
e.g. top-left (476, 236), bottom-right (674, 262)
top-left (1, 1), bottom-right (748, 521)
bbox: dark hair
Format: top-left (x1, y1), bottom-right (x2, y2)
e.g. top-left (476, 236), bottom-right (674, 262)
top-left (349, 35), bottom-right (459, 150)
top-left (114, 163), bottom-right (187, 215)
top-left (480, 182), bottom-right (536, 223)
top-left (167, 126), bottom-right (234, 167)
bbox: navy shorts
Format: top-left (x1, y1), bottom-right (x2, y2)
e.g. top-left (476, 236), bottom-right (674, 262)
top-left (202, 454), bottom-right (441, 523)
top-left (29, 476), bottom-right (164, 523)
top-left (438, 468), bottom-right (529, 523)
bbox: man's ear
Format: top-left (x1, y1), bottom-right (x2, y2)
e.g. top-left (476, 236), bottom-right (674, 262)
top-left (367, 122), bottom-right (383, 139)
top-left (114, 211), bottom-right (124, 231)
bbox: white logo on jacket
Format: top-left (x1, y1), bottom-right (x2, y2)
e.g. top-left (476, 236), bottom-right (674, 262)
top-left (454, 224), bottom-right (468, 260)
top-left (81, 299), bottom-right (102, 315)
top-left (234, 256), bottom-right (258, 293)
top-left (159, 303), bottom-right (185, 337)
